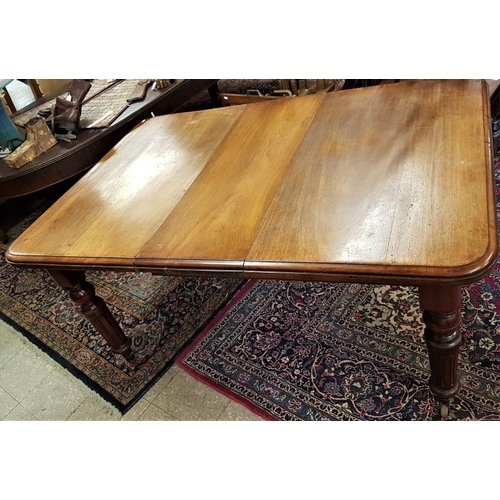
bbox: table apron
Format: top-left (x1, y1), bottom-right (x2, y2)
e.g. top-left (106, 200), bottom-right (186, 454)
top-left (8, 260), bottom-right (493, 288)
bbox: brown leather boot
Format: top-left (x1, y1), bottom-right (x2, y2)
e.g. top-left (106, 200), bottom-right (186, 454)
top-left (53, 80), bottom-right (92, 132)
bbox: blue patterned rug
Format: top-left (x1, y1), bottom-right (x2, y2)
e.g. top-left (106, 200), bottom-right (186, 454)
top-left (178, 162), bottom-right (500, 421)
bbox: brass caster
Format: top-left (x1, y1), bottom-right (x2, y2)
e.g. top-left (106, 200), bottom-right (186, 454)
top-left (439, 401), bottom-right (450, 418)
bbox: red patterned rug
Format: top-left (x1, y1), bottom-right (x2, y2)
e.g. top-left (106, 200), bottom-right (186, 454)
top-left (177, 161), bottom-right (500, 421)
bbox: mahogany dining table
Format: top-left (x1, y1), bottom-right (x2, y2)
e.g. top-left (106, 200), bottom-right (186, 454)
top-left (6, 79), bottom-right (498, 418)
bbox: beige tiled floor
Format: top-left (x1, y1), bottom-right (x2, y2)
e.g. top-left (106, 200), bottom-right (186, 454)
top-left (0, 318), bottom-right (263, 421)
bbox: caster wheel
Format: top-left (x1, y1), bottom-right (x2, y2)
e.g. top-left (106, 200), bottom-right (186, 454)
top-left (439, 402), bottom-right (450, 418)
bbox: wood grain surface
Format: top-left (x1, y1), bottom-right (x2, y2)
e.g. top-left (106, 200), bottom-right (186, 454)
top-left (136, 94), bottom-right (324, 269)
top-left (245, 80), bottom-right (497, 280)
top-left (6, 106), bottom-right (244, 267)
top-left (7, 80), bottom-right (498, 285)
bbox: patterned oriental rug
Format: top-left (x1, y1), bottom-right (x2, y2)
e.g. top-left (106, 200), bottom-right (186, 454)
top-left (0, 186), bottom-right (242, 412)
top-left (178, 161), bottom-right (500, 421)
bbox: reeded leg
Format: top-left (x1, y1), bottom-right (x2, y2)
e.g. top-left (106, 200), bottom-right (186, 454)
top-left (48, 270), bottom-right (132, 360)
top-left (418, 285), bottom-right (462, 416)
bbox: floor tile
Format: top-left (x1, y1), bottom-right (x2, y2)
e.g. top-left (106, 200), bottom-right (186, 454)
top-left (0, 319), bottom-right (249, 422)
top-left (0, 345), bottom-right (56, 401)
top-left (120, 398), bottom-right (151, 421)
top-left (0, 387), bottom-right (18, 419)
top-left (0, 322), bottom-right (29, 368)
top-left (138, 403), bottom-right (178, 421)
top-left (142, 364), bottom-right (180, 403)
top-left (217, 400), bottom-right (264, 421)
top-left (3, 403), bottom-right (38, 421)
top-left (20, 369), bottom-right (88, 420)
top-left (152, 370), bottom-right (231, 421)
top-left (67, 393), bottom-right (122, 421)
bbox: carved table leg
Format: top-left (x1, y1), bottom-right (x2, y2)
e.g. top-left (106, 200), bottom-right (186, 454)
top-left (418, 285), bottom-right (462, 417)
top-left (48, 270), bottom-right (133, 360)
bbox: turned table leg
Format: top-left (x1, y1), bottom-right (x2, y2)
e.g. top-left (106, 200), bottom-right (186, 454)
top-left (48, 270), bottom-right (133, 360)
top-left (418, 285), bottom-right (462, 417)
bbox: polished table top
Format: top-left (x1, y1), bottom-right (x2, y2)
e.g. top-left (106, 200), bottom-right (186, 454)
top-left (6, 79), bottom-right (498, 286)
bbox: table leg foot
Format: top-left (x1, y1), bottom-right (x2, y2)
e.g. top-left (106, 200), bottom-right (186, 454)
top-left (48, 270), bottom-right (133, 361)
top-left (439, 401), bottom-right (450, 418)
top-left (418, 285), bottom-right (462, 412)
